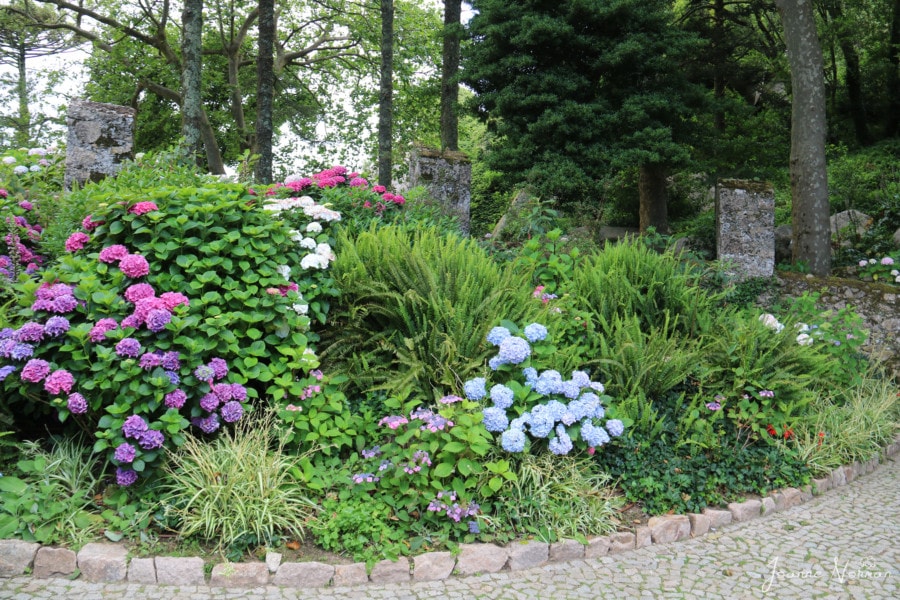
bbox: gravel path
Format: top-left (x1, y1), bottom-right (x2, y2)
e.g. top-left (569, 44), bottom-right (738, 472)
top-left (1, 455), bottom-right (897, 599)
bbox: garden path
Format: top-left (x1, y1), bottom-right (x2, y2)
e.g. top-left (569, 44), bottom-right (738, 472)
top-left (1, 455), bottom-right (897, 599)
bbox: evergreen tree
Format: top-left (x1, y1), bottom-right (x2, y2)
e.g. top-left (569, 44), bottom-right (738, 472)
top-left (464, 0), bottom-right (707, 230)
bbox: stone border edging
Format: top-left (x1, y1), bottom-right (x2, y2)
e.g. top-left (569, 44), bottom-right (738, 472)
top-left (2, 435), bottom-right (898, 588)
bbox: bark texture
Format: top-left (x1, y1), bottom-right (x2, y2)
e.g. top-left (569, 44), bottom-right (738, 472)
top-left (255, 0), bottom-right (275, 183)
top-left (378, 0), bottom-right (394, 187)
top-left (180, 0), bottom-right (203, 167)
top-left (638, 163), bottom-right (669, 234)
top-left (440, 0), bottom-right (462, 152)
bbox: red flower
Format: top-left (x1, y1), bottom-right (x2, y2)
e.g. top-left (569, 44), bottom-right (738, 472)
top-left (766, 424), bottom-right (777, 437)
top-left (782, 428), bottom-right (794, 440)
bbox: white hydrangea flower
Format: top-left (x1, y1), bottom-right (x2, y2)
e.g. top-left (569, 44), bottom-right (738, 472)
top-left (276, 265), bottom-right (291, 279)
top-left (288, 229), bottom-right (304, 242)
top-left (796, 333), bottom-right (813, 346)
top-left (301, 253), bottom-right (329, 269)
top-left (29, 165), bottom-right (41, 172)
top-left (300, 237), bottom-right (317, 250)
top-left (315, 242), bottom-right (335, 261)
top-left (2, 156), bottom-right (16, 164)
top-left (293, 303), bottom-right (309, 315)
top-left (795, 322), bottom-right (810, 332)
top-left (306, 222), bottom-right (323, 233)
top-left (758, 313), bottom-right (784, 333)
top-left (13, 165), bottom-right (27, 174)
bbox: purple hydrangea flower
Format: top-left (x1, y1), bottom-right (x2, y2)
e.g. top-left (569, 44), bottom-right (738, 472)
top-left (116, 468), bottom-right (138, 487)
top-left (67, 392), bottom-right (88, 414)
top-left (138, 430), bottom-right (165, 450)
top-left (164, 370), bottom-right (180, 386)
top-left (199, 393), bottom-right (219, 412)
top-left (230, 383), bottom-right (247, 401)
top-left (192, 413), bottom-right (220, 434)
top-left (146, 309), bottom-right (171, 332)
top-left (10, 343), bottom-right (34, 360)
top-left (15, 322), bottom-right (44, 343)
top-left (114, 443), bottom-right (136, 463)
top-left (122, 415), bottom-right (149, 439)
top-left (161, 351), bottom-right (181, 371)
top-left (89, 318), bottom-right (118, 342)
top-left (44, 316), bottom-right (70, 336)
top-left (212, 383), bottom-right (234, 402)
top-left (220, 400), bottom-right (243, 423)
top-left (164, 389), bottom-right (187, 409)
top-left (20, 358), bottom-right (50, 382)
top-left (0, 365), bottom-right (16, 381)
top-left (208, 357), bottom-right (228, 380)
top-left (115, 338), bottom-right (142, 358)
top-left (139, 352), bottom-right (163, 370)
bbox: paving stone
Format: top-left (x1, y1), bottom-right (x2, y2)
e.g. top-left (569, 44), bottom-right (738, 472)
top-left (549, 539), bottom-right (584, 562)
top-left (761, 497), bottom-right (776, 515)
top-left (332, 562), bottom-right (368, 586)
top-left (634, 526), bottom-right (652, 549)
top-left (702, 508), bottom-right (732, 529)
top-left (271, 561), bottom-right (334, 587)
top-left (32, 547), bottom-right (76, 578)
top-left (728, 498), bottom-right (762, 522)
top-left (154, 556), bottom-right (206, 585)
top-left (209, 562), bottom-right (269, 587)
top-left (0, 540), bottom-right (40, 577)
top-left (412, 552), bottom-right (454, 582)
top-left (507, 541), bottom-right (548, 571)
top-left (608, 532), bottom-right (635, 554)
top-left (265, 552), bottom-right (282, 573)
top-left (76, 543), bottom-right (128, 582)
top-left (369, 558), bottom-right (410, 583)
top-left (454, 544), bottom-right (508, 576)
top-left (127, 557), bottom-right (156, 583)
top-left (584, 536), bottom-right (610, 558)
top-left (647, 515), bottom-right (690, 544)
top-left (688, 513), bottom-right (711, 537)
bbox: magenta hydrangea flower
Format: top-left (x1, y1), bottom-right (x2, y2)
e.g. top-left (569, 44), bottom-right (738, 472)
top-left (89, 318), bottom-right (118, 342)
top-left (65, 232), bottom-right (90, 252)
top-left (138, 429), bottom-right (164, 450)
top-left (131, 296), bottom-right (167, 327)
top-left (199, 393), bottom-right (219, 412)
top-left (114, 442), bottom-right (136, 463)
top-left (44, 316), bottom-right (70, 337)
top-left (160, 292), bottom-right (189, 310)
top-left (119, 254), bottom-right (150, 278)
top-left (122, 414), bottom-right (148, 439)
top-left (82, 214), bottom-right (103, 230)
top-left (220, 400), bottom-right (244, 423)
top-left (67, 392), bottom-right (88, 414)
top-left (124, 283), bottom-right (155, 303)
top-left (19, 200), bottom-right (32, 210)
top-left (139, 352), bottom-right (162, 370)
top-left (116, 467), bottom-right (138, 487)
top-left (212, 383), bottom-right (233, 402)
top-left (115, 338), bottom-right (142, 358)
top-left (44, 369), bottom-right (75, 395)
top-left (20, 358), bottom-right (51, 383)
top-left (98, 245), bottom-right (129, 263)
top-left (128, 201), bottom-right (159, 215)
top-left (164, 389), bottom-right (187, 409)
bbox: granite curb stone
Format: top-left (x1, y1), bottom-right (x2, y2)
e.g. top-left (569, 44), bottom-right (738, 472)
top-left (154, 556), bottom-right (205, 586)
top-left (0, 540), bottom-right (39, 577)
top-left (76, 543), bottom-right (127, 583)
top-left (32, 546), bottom-right (76, 579)
top-left (506, 540), bottom-right (548, 571)
top-left (126, 557), bottom-right (156, 583)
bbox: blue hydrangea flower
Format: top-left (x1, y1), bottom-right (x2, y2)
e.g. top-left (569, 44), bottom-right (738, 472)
top-left (545, 400), bottom-right (567, 421)
top-left (560, 410), bottom-right (577, 426)
top-left (488, 356), bottom-right (503, 370)
top-left (0, 365), bottom-right (16, 381)
top-left (490, 384), bottom-right (515, 409)
top-left (571, 370), bottom-right (591, 388)
top-left (534, 370), bottom-right (562, 396)
top-left (10, 343), bottom-right (33, 360)
top-left (606, 419), bottom-right (625, 437)
top-left (486, 326), bottom-right (511, 346)
top-left (463, 377), bottom-right (486, 400)
top-left (497, 336), bottom-right (531, 365)
top-left (549, 425), bottom-right (573, 455)
top-left (501, 428), bottom-right (526, 452)
top-left (44, 316), bottom-right (70, 337)
top-left (581, 421), bottom-right (610, 447)
top-left (523, 323), bottom-right (548, 342)
top-left (560, 380), bottom-right (581, 399)
top-left (523, 367), bottom-right (538, 386)
top-left (590, 381), bottom-right (605, 394)
top-left (509, 414), bottom-right (531, 430)
top-left (482, 407), bottom-right (509, 432)
top-left (528, 409), bottom-right (556, 438)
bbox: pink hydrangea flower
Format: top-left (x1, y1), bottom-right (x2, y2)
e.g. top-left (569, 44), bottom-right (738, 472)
top-left (124, 283), bottom-right (155, 303)
top-left (882, 256), bottom-right (895, 266)
top-left (128, 201), bottom-right (159, 215)
top-left (98, 245), bottom-right (129, 263)
top-left (119, 254), bottom-right (150, 278)
top-left (65, 232), bottom-right (90, 252)
top-left (44, 369), bottom-right (75, 395)
top-left (82, 214), bottom-right (103, 230)
top-left (21, 359), bottom-right (51, 383)
top-left (160, 292), bottom-right (189, 310)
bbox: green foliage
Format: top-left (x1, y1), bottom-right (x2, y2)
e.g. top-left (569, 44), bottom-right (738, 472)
top-left (512, 228), bottom-right (578, 295)
top-left (0, 436), bottom-right (105, 545)
top-left (596, 434), bottom-right (811, 515)
top-left (276, 372), bottom-right (362, 457)
top-left (321, 225), bottom-right (539, 400)
top-left (496, 453), bottom-right (619, 542)
top-left (311, 496), bottom-right (408, 565)
top-left (161, 414), bottom-right (317, 556)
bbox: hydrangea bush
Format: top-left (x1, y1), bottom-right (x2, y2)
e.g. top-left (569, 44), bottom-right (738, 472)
top-left (857, 253), bottom-right (900, 285)
top-left (464, 321), bottom-right (625, 457)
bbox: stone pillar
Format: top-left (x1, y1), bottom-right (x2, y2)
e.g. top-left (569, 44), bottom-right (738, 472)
top-left (65, 100), bottom-right (136, 189)
top-left (716, 179), bottom-right (775, 280)
top-left (408, 145), bottom-right (471, 233)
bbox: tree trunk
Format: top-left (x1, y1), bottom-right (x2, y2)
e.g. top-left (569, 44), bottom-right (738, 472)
top-left (255, 0), bottom-right (275, 183)
top-left (14, 43), bottom-right (30, 147)
top-left (180, 0), bottom-right (204, 167)
top-left (775, 0), bottom-right (831, 276)
top-left (826, 1), bottom-right (869, 146)
top-left (440, 0), bottom-right (461, 151)
top-left (887, 0), bottom-right (900, 137)
top-left (638, 163), bottom-right (669, 234)
top-left (377, 0), bottom-right (393, 187)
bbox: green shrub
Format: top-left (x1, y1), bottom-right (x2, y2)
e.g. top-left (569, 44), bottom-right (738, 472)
top-left (321, 225), bottom-right (539, 400)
